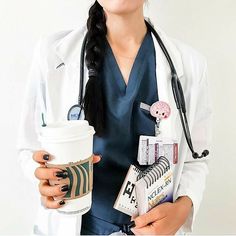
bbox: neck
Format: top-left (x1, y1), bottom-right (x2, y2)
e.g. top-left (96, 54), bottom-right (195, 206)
top-left (104, 8), bottom-right (147, 46)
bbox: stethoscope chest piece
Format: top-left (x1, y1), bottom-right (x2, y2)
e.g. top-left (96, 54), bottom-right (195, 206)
top-left (67, 104), bottom-right (83, 120)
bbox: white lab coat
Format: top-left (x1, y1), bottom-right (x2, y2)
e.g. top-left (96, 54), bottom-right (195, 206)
top-left (17, 19), bottom-right (213, 235)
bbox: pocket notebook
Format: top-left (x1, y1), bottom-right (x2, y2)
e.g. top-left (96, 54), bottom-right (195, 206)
top-left (113, 156), bottom-right (173, 217)
top-left (113, 165), bottom-right (141, 216)
top-left (135, 156), bottom-right (173, 215)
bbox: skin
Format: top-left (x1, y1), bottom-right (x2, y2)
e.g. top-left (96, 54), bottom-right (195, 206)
top-left (99, 0), bottom-right (147, 85)
top-left (98, 0), bottom-right (193, 234)
top-left (33, 0), bottom-right (193, 233)
top-left (131, 197), bottom-right (193, 235)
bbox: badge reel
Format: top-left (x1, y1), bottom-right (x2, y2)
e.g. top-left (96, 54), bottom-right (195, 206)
top-left (150, 101), bottom-right (171, 137)
top-left (137, 101), bottom-right (178, 166)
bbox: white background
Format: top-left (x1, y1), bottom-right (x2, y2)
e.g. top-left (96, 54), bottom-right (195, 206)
top-left (0, 0), bottom-right (235, 234)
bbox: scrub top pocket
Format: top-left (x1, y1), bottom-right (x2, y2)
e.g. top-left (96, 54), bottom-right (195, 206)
top-left (132, 100), bottom-right (157, 136)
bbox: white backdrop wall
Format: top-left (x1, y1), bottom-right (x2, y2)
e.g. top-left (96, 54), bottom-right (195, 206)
top-left (0, 0), bottom-right (235, 234)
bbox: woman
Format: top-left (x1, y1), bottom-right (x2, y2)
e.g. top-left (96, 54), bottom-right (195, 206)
top-left (17, 0), bottom-right (212, 235)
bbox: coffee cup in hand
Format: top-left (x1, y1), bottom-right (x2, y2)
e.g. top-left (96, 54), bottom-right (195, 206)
top-left (39, 120), bottom-right (95, 215)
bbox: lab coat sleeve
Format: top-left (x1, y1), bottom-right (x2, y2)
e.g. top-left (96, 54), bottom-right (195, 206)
top-left (175, 60), bottom-right (213, 233)
top-left (16, 35), bottom-right (46, 187)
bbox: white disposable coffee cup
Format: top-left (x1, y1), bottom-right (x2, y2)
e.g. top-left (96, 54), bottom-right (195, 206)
top-left (39, 120), bottom-right (95, 215)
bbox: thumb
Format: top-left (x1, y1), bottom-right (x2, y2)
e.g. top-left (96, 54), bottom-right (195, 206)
top-left (134, 206), bottom-right (163, 229)
top-left (92, 154), bottom-right (102, 164)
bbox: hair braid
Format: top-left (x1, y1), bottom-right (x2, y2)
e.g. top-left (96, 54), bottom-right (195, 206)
top-left (84, 1), bottom-right (107, 137)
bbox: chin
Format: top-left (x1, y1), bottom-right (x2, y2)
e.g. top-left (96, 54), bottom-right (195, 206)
top-left (98, 0), bottom-right (144, 15)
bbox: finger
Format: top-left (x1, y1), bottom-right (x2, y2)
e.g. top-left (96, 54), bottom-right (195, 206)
top-left (33, 150), bottom-right (54, 164)
top-left (131, 223), bottom-right (157, 235)
top-left (132, 215), bottom-right (170, 235)
top-left (151, 217), bottom-right (174, 235)
top-left (53, 193), bottom-right (68, 201)
top-left (35, 166), bottom-right (68, 181)
top-left (93, 154), bottom-right (102, 164)
top-left (41, 196), bottom-right (66, 209)
top-left (131, 214), bottom-right (138, 221)
top-left (134, 206), bottom-right (165, 229)
top-left (49, 177), bottom-right (69, 186)
top-left (39, 181), bottom-right (70, 197)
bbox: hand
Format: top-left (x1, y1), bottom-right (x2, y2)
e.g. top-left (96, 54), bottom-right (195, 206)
top-left (131, 196), bottom-right (193, 235)
top-left (33, 150), bottom-right (101, 209)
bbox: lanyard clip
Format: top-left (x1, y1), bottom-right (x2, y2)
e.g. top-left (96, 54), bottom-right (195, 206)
top-left (155, 120), bottom-right (161, 136)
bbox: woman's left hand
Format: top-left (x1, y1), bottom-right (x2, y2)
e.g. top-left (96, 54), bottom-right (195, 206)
top-left (131, 196), bottom-right (193, 235)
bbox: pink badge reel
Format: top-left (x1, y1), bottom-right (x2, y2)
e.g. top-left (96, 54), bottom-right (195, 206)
top-left (150, 101), bottom-right (171, 120)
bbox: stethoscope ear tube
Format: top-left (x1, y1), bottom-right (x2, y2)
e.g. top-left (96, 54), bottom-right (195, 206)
top-left (79, 32), bottom-right (88, 107)
top-left (177, 78), bottom-right (186, 113)
top-left (171, 74), bottom-right (181, 110)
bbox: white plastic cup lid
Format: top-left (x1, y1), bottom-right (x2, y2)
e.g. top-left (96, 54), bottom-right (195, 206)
top-left (39, 120), bottom-right (95, 143)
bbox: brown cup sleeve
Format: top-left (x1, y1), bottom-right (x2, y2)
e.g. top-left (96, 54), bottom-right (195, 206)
top-left (45, 155), bottom-right (93, 200)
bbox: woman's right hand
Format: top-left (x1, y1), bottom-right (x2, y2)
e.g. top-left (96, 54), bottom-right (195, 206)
top-left (33, 151), bottom-right (101, 209)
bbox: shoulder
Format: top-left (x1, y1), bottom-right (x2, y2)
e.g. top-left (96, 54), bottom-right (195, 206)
top-left (39, 29), bottom-right (73, 51)
top-left (35, 29), bottom-right (72, 62)
top-left (35, 26), bottom-right (86, 70)
top-left (172, 36), bottom-right (207, 69)
top-left (147, 17), bottom-right (208, 80)
top-left (150, 18), bottom-right (208, 85)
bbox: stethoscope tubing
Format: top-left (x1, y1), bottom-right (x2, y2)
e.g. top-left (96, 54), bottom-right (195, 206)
top-left (77, 20), bottom-right (209, 159)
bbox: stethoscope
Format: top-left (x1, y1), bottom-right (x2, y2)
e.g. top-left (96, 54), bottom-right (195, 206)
top-left (67, 20), bottom-right (209, 160)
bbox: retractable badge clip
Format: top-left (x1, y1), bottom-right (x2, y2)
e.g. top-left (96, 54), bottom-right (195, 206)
top-left (150, 101), bottom-right (171, 136)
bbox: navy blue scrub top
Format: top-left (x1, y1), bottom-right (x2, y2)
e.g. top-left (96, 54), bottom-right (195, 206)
top-left (81, 28), bottom-right (159, 235)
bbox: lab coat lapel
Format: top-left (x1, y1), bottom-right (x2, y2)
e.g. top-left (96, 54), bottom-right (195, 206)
top-left (53, 25), bottom-right (89, 117)
top-left (54, 25), bottom-right (86, 68)
top-left (151, 28), bottom-right (184, 140)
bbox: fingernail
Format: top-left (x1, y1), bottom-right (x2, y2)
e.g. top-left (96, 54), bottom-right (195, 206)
top-left (61, 185), bottom-right (69, 192)
top-left (59, 200), bottom-right (65, 205)
top-left (55, 171), bottom-right (68, 179)
top-left (43, 154), bottom-right (50, 160)
top-left (62, 171), bottom-right (68, 178)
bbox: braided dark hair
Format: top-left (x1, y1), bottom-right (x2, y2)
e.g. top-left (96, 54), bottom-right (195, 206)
top-left (84, 1), bottom-right (107, 137)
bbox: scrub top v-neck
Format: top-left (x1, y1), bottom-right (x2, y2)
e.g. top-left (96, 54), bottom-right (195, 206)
top-left (81, 28), bottom-right (159, 235)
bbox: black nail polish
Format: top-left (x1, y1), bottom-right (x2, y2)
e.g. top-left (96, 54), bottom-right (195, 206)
top-left (62, 170), bottom-right (68, 176)
top-left (61, 185), bottom-right (69, 192)
top-left (55, 171), bottom-right (68, 179)
top-left (56, 171), bottom-right (65, 178)
top-left (59, 200), bottom-right (65, 205)
top-left (62, 171), bottom-right (68, 179)
top-left (43, 154), bottom-right (49, 160)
